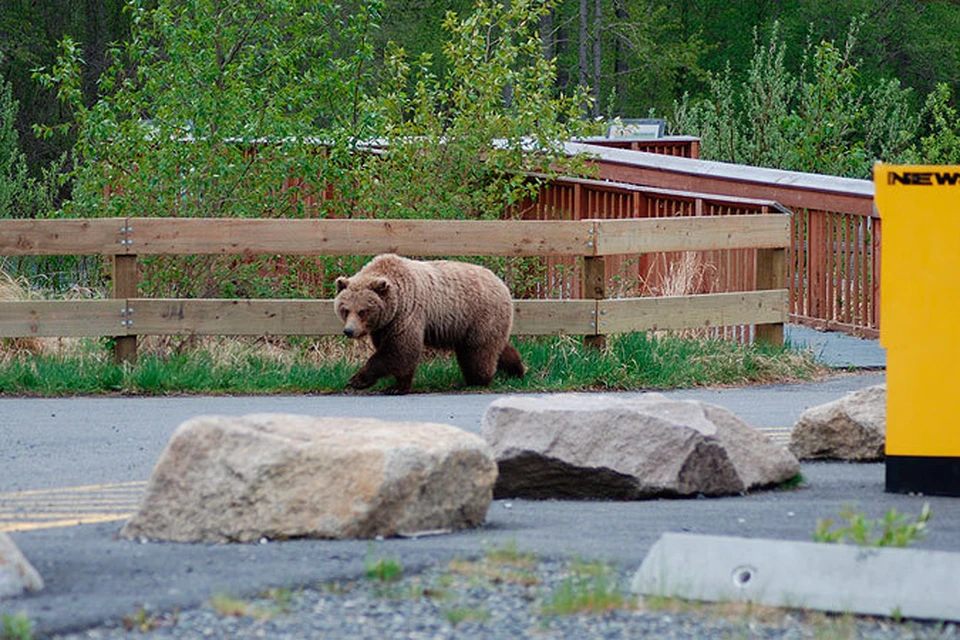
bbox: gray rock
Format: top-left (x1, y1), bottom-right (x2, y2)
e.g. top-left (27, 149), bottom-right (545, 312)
top-left (121, 414), bottom-right (497, 543)
top-left (789, 385), bottom-right (886, 461)
top-left (0, 532), bottom-right (44, 598)
top-left (481, 393), bottom-right (799, 499)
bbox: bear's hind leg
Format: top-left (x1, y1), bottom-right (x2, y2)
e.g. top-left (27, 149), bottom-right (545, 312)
top-left (456, 346), bottom-right (499, 387)
top-left (497, 344), bottom-right (525, 378)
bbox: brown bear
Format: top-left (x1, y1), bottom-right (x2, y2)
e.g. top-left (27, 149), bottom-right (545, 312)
top-left (334, 254), bottom-right (525, 394)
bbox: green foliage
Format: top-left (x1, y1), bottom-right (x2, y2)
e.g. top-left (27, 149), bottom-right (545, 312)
top-left (121, 605), bottom-right (176, 633)
top-left (914, 83), bottom-right (960, 165)
top-left (542, 559), bottom-right (626, 616)
top-left (813, 502), bottom-right (932, 548)
top-left (31, 0), bottom-right (594, 225)
top-left (30, 0), bottom-right (592, 299)
top-left (365, 546), bottom-right (404, 583)
top-left (778, 472), bottom-right (805, 491)
top-left (0, 79), bottom-right (88, 286)
top-left (596, 0), bottom-right (706, 118)
top-left (673, 20), bottom-right (921, 178)
top-left (34, 0), bottom-right (384, 221)
top-left (360, 0), bottom-right (594, 220)
top-left (785, 26), bottom-right (868, 176)
top-left (0, 75), bottom-right (32, 219)
top-left (0, 72), bottom-right (64, 221)
top-left (0, 612), bottom-right (33, 640)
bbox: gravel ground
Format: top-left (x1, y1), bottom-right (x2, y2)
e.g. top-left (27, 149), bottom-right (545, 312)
top-left (48, 555), bottom-right (959, 640)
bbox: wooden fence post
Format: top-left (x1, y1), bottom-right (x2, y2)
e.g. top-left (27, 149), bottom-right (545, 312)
top-left (582, 254), bottom-right (606, 350)
top-left (755, 247), bottom-right (786, 347)
top-left (113, 254), bottom-right (138, 364)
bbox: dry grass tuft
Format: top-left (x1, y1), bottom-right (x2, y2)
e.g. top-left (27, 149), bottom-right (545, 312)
top-left (0, 271), bottom-right (88, 357)
top-left (638, 251), bottom-right (718, 299)
top-left (136, 334), bottom-right (373, 367)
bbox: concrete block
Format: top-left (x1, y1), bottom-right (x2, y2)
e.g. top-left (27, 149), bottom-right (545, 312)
top-left (631, 532), bottom-right (960, 621)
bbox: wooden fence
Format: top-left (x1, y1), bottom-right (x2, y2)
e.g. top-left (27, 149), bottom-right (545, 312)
top-left (0, 216), bottom-right (789, 363)
top-left (508, 174), bottom-right (790, 341)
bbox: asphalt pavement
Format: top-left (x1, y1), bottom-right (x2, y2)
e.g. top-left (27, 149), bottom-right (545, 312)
top-left (5, 325), bottom-right (954, 639)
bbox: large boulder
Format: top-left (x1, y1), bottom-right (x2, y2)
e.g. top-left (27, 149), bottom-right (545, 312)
top-left (0, 532), bottom-right (43, 599)
top-left (481, 393), bottom-right (800, 499)
top-left (789, 385), bottom-right (886, 461)
top-left (121, 414), bottom-right (497, 543)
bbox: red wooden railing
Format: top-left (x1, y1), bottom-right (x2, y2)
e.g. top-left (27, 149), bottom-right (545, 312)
top-left (558, 143), bottom-right (878, 338)
top-left (576, 136), bottom-right (701, 158)
top-left (506, 174), bottom-right (788, 341)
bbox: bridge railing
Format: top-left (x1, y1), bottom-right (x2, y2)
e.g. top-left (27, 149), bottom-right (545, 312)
top-left (562, 142), bottom-right (879, 337)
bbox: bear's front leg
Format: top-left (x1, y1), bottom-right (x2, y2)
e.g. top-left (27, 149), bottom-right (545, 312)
top-left (346, 363), bottom-right (382, 390)
top-left (347, 336), bottom-right (420, 394)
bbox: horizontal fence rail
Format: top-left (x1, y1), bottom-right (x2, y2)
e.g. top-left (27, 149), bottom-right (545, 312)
top-left (0, 216), bottom-right (789, 362)
top-left (0, 216), bottom-right (790, 258)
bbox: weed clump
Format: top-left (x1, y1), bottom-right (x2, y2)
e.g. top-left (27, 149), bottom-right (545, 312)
top-left (813, 502), bottom-right (932, 547)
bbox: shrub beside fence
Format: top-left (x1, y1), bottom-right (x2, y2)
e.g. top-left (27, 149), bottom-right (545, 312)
top-left (0, 216), bottom-right (789, 363)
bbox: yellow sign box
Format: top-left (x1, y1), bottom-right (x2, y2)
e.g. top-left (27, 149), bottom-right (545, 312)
top-left (876, 164), bottom-right (960, 496)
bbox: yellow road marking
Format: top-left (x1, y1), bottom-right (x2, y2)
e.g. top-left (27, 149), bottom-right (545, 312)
top-left (3, 514), bottom-right (132, 533)
top-left (0, 481), bottom-right (146, 499)
top-left (0, 481), bottom-right (146, 533)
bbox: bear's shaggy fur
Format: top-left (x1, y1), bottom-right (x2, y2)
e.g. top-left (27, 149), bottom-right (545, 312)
top-left (334, 254), bottom-right (525, 394)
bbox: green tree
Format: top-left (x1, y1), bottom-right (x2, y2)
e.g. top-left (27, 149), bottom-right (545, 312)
top-left (0, 72), bottom-right (32, 219)
top-left (913, 83), bottom-right (960, 165)
top-left (0, 0), bottom-right (130, 178)
top-left (540, 0), bottom-right (703, 118)
top-left (778, 0), bottom-right (960, 106)
top-left (672, 20), bottom-right (918, 178)
top-left (33, 0), bottom-right (592, 296)
top-left (35, 0), bottom-right (385, 220)
top-left (365, 0), bottom-right (593, 220)
top-left (32, 0), bottom-right (388, 297)
top-left (0, 69), bottom-right (63, 221)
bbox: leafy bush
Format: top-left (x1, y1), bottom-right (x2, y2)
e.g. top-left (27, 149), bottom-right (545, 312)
top-left (673, 19), bottom-right (929, 179)
top-left (33, 0), bottom-right (592, 299)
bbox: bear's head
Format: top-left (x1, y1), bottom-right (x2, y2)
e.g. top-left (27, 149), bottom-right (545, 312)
top-left (333, 276), bottom-right (394, 339)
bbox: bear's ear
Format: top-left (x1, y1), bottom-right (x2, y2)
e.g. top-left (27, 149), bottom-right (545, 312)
top-left (335, 277), bottom-right (350, 293)
top-left (370, 278), bottom-right (391, 299)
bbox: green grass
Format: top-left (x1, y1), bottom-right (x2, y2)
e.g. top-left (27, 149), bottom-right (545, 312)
top-left (0, 333), bottom-right (822, 396)
top-left (1, 613), bottom-right (33, 640)
top-left (541, 559), bottom-right (628, 616)
top-left (365, 549), bottom-right (404, 583)
top-left (443, 606), bottom-right (490, 626)
top-left (813, 502), bottom-right (933, 547)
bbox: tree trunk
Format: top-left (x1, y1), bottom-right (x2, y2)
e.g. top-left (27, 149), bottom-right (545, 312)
top-left (592, 0), bottom-right (602, 116)
top-left (579, 0), bottom-right (589, 99)
top-left (540, 6), bottom-right (555, 62)
top-left (612, 0), bottom-right (628, 117)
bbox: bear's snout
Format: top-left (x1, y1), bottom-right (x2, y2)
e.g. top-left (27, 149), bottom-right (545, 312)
top-left (342, 317), bottom-right (366, 339)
